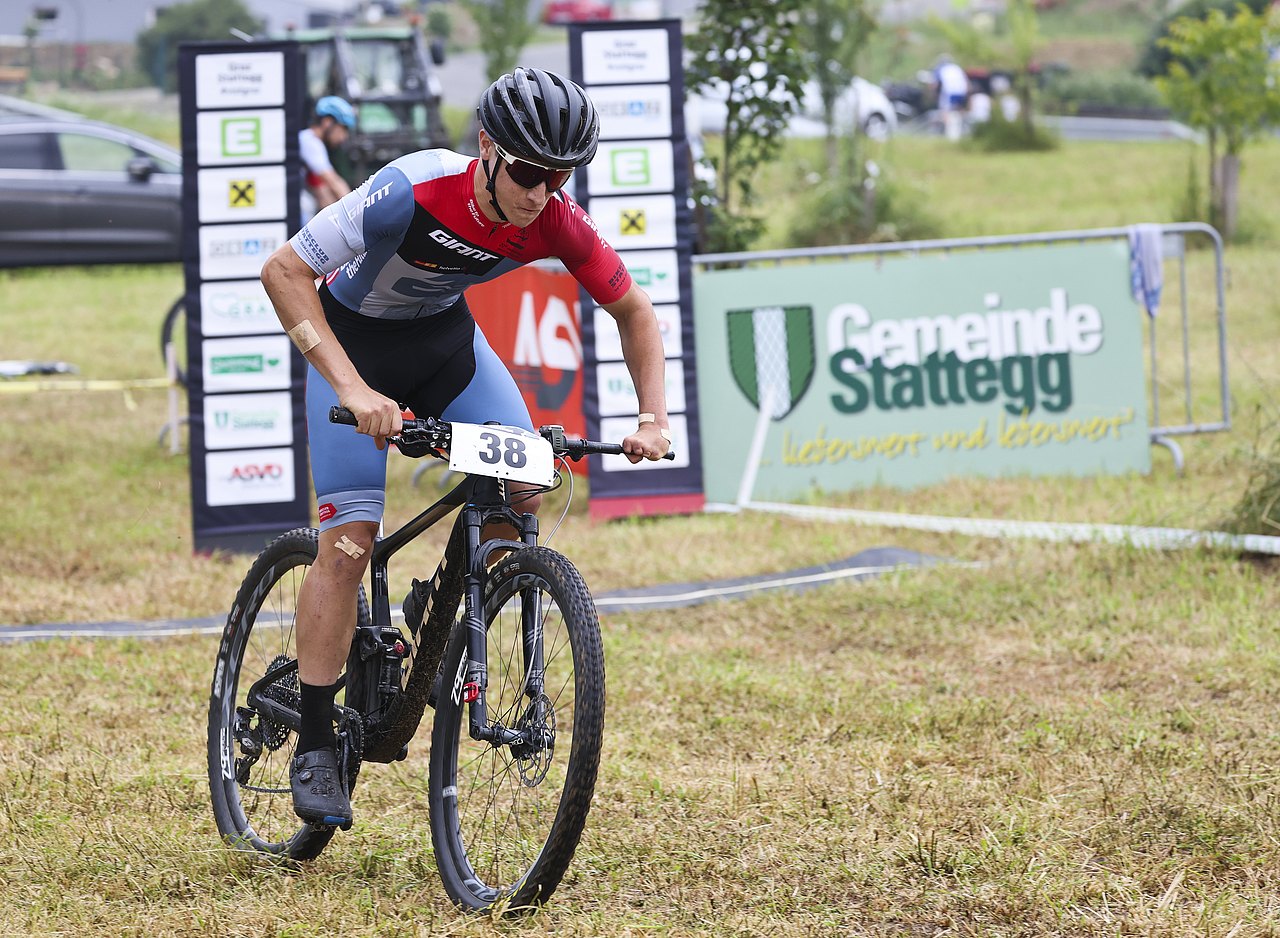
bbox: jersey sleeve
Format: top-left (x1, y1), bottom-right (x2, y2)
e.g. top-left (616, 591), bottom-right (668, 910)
top-left (288, 165), bottom-right (415, 275)
top-left (551, 194), bottom-right (633, 307)
top-left (297, 130), bottom-right (333, 174)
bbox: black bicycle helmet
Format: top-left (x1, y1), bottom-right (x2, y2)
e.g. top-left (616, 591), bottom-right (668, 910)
top-left (478, 67), bottom-right (599, 169)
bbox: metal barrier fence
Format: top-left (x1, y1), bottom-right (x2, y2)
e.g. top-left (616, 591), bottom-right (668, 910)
top-left (693, 222), bottom-right (1228, 474)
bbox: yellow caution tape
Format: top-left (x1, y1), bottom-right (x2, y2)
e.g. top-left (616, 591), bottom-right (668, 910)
top-left (0, 378), bottom-right (173, 394)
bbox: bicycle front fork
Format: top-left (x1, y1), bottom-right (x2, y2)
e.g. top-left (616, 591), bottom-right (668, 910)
top-left (459, 504), bottom-right (543, 745)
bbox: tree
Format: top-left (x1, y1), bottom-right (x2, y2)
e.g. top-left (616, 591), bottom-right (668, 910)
top-left (1137, 0), bottom-right (1271, 78)
top-left (799, 0), bottom-right (877, 174)
top-left (136, 0), bottom-right (263, 93)
top-left (686, 0), bottom-right (806, 253)
top-left (1157, 4), bottom-right (1280, 240)
top-left (458, 0), bottom-right (536, 81)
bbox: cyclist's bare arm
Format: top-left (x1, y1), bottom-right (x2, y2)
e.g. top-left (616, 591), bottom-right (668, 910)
top-left (602, 282), bottom-right (671, 462)
top-left (261, 245), bottom-right (402, 448)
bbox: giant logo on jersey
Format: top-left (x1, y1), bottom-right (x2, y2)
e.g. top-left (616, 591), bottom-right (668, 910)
top-left (397, 207), bottom-right (505, 277)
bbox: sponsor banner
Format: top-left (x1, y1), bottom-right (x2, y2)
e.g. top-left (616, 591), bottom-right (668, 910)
top-left (600, 414), bottom-right (690, 472)
top-left (594, 303), bottom-right (682, 361)
top-left (581, 28), bottom-right (671, 84)
top-left (205, 447), bottom-right (296, 506)
top-left (586, 140), bottom-right (675, 196)
top-left (198, 221), bottom-right (287, 280)
top-left (693, 241), bottom-right (1151, 503)
top-left (196, 109), bottom-right (286, 166)
top-left (203, 391), bottom-right (294, 449)
top-left (202, 335), bottom-right (292, 392)
top-left (587, 84), bottom-right (673, 140)
top-left (586, 194), bottom-right (677, 250)
top-left (199, 279), bottom-right (280, 337)
top-left (195, 52), bottom-right (286, 109)
top-left (466, 265), bottom-right (587, 439)
top-left (571, 20), bottom-right (704, 517)
top-left (197, 165), bottom-right (288, 223)
top-left (596, 359), bottom-right (686, 416)
top-left (617, 248), bottom-right (680, 303)
top-left (182, 41), bottom-right (307, 552)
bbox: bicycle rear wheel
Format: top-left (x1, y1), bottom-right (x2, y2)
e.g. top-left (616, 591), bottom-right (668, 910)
top-left (208, 527), bottom-right (368, 861)
top-left (429, 546), bottom-right (605, 911)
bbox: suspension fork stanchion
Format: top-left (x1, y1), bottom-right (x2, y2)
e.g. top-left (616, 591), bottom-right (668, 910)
top-left (519, 512), bottom-right (546, 700)
top-left (461, 506), bottom-right (492, 741)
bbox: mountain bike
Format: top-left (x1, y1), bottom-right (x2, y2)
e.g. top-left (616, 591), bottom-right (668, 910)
top-left (207, 407), bottom-right (672, 910)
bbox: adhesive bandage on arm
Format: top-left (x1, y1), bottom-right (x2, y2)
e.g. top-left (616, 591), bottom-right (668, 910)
top-left (287, 320), bottom-right (323, 354)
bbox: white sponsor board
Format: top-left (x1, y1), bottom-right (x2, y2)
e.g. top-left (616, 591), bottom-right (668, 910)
top-left (598, 414), bottom-right (689, 472)
top-left (581, 29), bottom-right (670, 85)
top-left (196, 109), bottom-right (286, 166)
top-left (587, 141), bottom-right (675, 196)
top-left (587, 194), bottom-right (677, 250)
top-left (198, 166), bottom-right (288, 223)
top-left (594, 303), bottom-right (683, 361)
top-left (616, 248), bottom-right (680, 304)
top-left (205, 447), bottom-right (296, 506)
top-left (587, 84), bottom-right (673, 140)
top-left (199, 279), bottom-right (281, 337)
top-left (203, 391), bottom-right (294, 449)
top-left (199, 221), bottom-right (287, 280)
top-left (203, 335), bottom-right (292, 392)
top-left (596, 359), bottom-right (686, 416)
top-left (195, 52), bottom-right (286, 109)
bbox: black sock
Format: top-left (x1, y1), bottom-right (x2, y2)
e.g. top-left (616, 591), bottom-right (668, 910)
top-left (296, 679), bottom-right (341, 755)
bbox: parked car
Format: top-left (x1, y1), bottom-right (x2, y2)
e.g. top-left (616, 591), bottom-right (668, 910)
top-left (688, 76), bottom-right (898, 142)
top-left (0, 115), bottom-right (181, 267)
top-left (543, 0), bottom-right (613, 23)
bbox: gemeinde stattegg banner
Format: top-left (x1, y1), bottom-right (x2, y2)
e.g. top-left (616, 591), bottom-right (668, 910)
top-left (693, 241), bottom-right (1151, 503)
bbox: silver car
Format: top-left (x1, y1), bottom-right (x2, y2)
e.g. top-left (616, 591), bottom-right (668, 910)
top-left (0, 113), bottom-right (182, 267)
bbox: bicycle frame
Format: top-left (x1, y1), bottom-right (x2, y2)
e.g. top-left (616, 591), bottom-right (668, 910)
top-left (245, 465), bottom-right (548, 748)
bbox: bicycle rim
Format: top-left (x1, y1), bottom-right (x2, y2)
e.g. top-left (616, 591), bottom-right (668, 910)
top-left (429, 547), bottom-right (605, 911)
top-left (207, 528), bottom-right (365, 860)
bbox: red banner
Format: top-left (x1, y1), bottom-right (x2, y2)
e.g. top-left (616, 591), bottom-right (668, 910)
top-left (467, 265), bottom-right (586, 440)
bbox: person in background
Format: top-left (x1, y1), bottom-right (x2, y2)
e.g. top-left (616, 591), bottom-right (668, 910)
top-left (300, 95), bottom-right (356, 221)
top-left (932, 54), bottom-right (969, 141)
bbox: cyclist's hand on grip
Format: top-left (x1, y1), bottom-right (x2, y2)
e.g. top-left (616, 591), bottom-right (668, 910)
top-left (622, 424), bottom-right (671, 464)
top-left (341, 385), bottom-right (402, 451)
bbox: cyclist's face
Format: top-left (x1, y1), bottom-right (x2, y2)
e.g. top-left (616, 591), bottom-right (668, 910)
top-left (478, 131), bottom-right (553, 228)
top-left (321, 120), bottom-right (350, 148)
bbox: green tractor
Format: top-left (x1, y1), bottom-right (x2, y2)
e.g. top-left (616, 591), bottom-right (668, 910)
top-left (287, 24), bottom-right (452, 182)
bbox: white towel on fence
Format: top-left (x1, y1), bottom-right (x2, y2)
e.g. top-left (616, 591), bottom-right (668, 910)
top-left (1128, 223), bottom-right (1164, 317)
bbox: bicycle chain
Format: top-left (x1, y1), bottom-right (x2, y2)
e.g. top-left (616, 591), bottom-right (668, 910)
top-left (335, 704), bottom-right (365, 790)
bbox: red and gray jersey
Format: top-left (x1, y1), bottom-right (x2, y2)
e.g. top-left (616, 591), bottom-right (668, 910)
top-left (288, 148), bottom-right (631, 319)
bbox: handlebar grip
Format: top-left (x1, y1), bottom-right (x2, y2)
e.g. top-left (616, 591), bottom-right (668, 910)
top-left (329, 406), bottom-right (357, 426)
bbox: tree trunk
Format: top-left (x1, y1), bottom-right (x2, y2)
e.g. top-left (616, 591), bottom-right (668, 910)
top-left (1219, 151), bottom-right (1240, 242)
top-left (1207, 129), bottom-right (1222, 233)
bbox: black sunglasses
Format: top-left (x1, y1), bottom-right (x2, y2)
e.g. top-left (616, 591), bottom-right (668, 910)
top-left (493, 142), bottom-right (574, 192)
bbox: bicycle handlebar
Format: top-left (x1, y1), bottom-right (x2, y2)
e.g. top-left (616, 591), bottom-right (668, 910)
top-left (328, 406), bottom-right (675, 462)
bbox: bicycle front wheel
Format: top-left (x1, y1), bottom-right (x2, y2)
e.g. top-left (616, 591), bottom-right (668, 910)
top-left (429, 546), bottom-right (605, 911)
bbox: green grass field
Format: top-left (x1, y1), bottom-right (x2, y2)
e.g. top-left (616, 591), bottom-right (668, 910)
top-left (2, 119), bottom-right (1279, 934)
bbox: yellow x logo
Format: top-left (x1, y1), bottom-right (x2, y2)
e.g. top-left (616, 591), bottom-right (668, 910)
top-left (620, 209), bottom-right (646, 235)
top-left (229, 180), bottom-right (256, 207)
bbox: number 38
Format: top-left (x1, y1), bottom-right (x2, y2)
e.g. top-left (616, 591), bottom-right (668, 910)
top-left (478, 432), bottom-right (528, 469)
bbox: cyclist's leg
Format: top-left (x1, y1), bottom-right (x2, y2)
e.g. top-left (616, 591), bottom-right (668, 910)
top-left (301, 365), bottom-right (387, 683)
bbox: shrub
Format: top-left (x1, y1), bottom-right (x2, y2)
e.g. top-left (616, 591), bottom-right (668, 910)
top-left (787, 171), bottom-right (941, 247)
top-left (969, 115), bottom-right (1059, 152)
top-left (1040, 71), bottom-right (1166, 115)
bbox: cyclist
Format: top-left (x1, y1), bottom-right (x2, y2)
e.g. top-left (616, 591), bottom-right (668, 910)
top-left (299, 95), bottom-right (356, 221)
top-left (261, 67), bottom-right (672, 828)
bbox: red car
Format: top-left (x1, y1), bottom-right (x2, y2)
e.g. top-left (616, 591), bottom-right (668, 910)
top-left (543, 0), bottom-right (612, 24)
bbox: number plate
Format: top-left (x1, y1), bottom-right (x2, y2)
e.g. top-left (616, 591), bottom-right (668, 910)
top-left (448, 423), bottom-right (555, 486)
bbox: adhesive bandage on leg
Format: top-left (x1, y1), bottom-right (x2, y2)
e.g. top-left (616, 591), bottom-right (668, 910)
top-left (334, 535), bottom-right (365, 559)
top-left (287, 320), bottom-right (323, 354)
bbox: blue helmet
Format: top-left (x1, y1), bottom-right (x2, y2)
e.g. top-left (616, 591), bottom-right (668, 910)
top-left (315, 95), bottom-right (356, 130)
